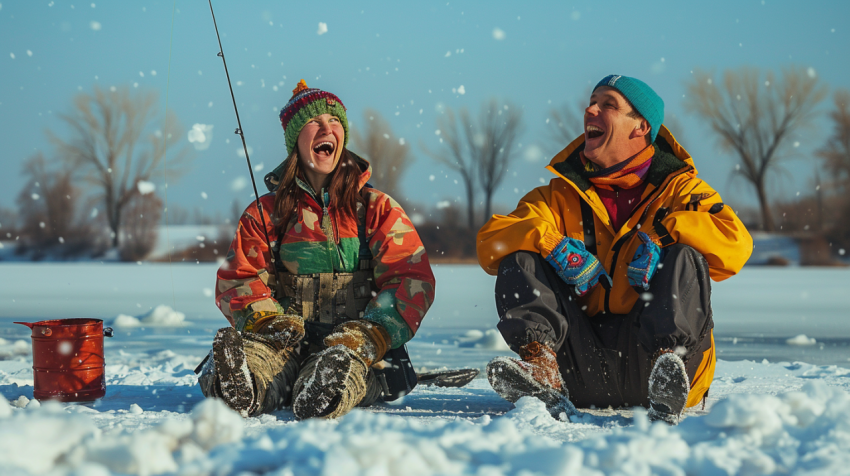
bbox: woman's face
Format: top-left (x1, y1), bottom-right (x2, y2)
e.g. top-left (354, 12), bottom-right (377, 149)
top-left (297, 113), bottom-right (345, 191)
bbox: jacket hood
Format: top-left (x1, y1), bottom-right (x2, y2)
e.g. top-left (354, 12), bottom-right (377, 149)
top-left (546, 125), bottom-right (696, 192)
top-left (263, 149), bottom-right (373, 193)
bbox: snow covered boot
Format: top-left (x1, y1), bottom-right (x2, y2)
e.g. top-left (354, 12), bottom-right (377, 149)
top-left (211, 316), bottom-right (302, 417)
top-left (648, 351), bottom-right (690, 425)
top-left (251, 313), bottom-right (305, 349)
top-left (292, 320), bottom-right (390, 420)
top-left (486, 341), bottom-right (576, 418)
top-left (211, 327), bottom-right (254, 417)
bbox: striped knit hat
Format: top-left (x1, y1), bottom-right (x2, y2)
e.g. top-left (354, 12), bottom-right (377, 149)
top-left (279, 79), bottom-right (349, 156)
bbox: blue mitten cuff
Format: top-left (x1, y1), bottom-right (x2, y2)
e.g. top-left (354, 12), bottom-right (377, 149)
top-left (545, 236), bottom-right (609, 296)
top-left (627, 231), bottom-right (665, 291)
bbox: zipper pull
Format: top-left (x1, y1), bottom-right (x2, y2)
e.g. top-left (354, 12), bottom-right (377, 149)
top-left (321, 189), bottom-right (332, 238)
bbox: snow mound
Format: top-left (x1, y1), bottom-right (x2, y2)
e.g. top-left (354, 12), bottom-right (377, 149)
top-left (457, 329), bottom-right (511, 350)
top-left (0, 375), bottom-right (849, 474)
top-left (0, 338), bottom-right (31, 360)
top-left (111, 305), bottom-right (189, 327)
top-left (786, 334), bottom-right (817, 346)
top-left (0, 399), bottom-right (243, 475)
top-left (106, 349), bottom-right (202, 386)
top-left (185, 382), bottom-right (850, 474)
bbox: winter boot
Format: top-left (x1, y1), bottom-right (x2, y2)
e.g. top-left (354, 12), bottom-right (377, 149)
top-left (647, 351), bottom-right (690, 425)
top-left (486, 341), bottom-right (576, 418)
top-left (211, 316), bottom-right (302, 417)
top-left (211, 327), bottom-right (255, 417)
top-left (292, 320), bottom-right (390, 420)
top-left (252, 313), bottom-right (305, 349)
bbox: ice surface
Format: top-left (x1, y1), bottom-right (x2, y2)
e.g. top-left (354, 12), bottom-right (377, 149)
top-left (0, 263), bottom-right (849, 474)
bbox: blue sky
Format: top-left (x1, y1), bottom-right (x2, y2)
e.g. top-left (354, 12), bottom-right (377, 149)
top-left (1, 0), bottom-right (848, 222)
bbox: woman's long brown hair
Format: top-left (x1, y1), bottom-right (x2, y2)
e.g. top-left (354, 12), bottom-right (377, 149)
top-left (273, 148), bottom-right (365, 237)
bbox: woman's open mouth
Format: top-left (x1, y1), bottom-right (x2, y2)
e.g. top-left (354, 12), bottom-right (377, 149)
top-left (312, 141), bottom-right (335, 157)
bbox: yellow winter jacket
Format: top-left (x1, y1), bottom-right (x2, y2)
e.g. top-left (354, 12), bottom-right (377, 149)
top-left (477, 126), bottom-right (753, 407)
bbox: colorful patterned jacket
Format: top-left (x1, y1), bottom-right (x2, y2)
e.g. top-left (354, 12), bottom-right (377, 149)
top-left (477, 125), bottom-right (753, 407)
top-left (215, 157), bottom-right (435, 348)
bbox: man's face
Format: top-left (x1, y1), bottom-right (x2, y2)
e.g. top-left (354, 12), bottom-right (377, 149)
top-left (583, 86), bottom-right (646, 165)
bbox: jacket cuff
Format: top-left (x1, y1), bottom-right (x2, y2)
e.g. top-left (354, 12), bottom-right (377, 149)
top-left (362, 289), bottom-right (414, 349)
top-left (539, 231), bottom-right (565, 259)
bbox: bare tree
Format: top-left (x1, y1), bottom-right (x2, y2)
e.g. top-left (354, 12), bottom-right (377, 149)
top-left (0, 206), bottom-right (15, 239)
top-left (16, 153), bottom-right (100, 258)
top-left (818, 90), bottom-right (850, 189)
top-left (817, 90), bottom-right (850, 245)
top-left (423, 100), bottom-right (523, 229)
top-left (476, 100), bottom-right (523, 222)
top-left (685, 67), bottom-right (827, 231)
top-left (422, 108), bottom-right (479, 229)
top-left (119, 191), bottom-right (162, 261)
top-left (548, 98), bottom-right (585, 147)
top-left (50, 85), bottom-right (190, 248)
top-left (350, 109), bottom-right (413, 200)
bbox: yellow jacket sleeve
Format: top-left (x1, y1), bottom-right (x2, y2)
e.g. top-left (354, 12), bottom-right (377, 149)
top-left (477, 184), bottom-right (568, 275)
top-left (660, 179), bottom-right (753, 281)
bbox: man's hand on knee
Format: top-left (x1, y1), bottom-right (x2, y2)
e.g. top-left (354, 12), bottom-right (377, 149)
top-left (544, 236), bottom-right (610, 296)
top-left (627, 231), bottom-right (665, 291)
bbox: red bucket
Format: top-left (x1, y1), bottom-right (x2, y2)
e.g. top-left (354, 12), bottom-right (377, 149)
top-left (14, 318), bottom-right (114, 402)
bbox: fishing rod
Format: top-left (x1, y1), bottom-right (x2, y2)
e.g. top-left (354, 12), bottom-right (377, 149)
top-left (207, 0), bottom-right (280, 281)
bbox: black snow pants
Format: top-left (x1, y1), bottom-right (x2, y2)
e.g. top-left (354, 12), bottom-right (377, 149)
top-left (495, 245), bottom-right (714, 409)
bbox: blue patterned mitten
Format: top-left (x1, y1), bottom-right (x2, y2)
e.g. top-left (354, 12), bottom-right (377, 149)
top-left (627, 232), bottom-right (665, 291)
top-left (545, 236), bottom-right (609, 296)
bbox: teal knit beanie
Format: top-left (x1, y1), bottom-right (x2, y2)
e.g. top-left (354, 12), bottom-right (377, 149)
top-left (594, 75), bottom-right (664, 143)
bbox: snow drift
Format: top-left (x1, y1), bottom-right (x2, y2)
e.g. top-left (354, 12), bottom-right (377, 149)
top-left (1, 380), bottom-right (849, 475)
top-left (112, 305), bottom-right (189, 327)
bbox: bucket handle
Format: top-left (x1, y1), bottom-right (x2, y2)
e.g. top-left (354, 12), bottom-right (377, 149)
top-left (104, 327), bottom-right (114, 338)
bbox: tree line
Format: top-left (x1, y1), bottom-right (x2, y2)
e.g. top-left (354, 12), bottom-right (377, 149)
top-left (2, 65), bottom-right (849, 263)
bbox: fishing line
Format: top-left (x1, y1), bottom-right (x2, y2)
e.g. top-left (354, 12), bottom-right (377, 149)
top-left (162, 0), bottom-right (178, 308)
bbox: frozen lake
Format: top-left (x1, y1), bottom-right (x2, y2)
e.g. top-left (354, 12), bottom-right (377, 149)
top-left (0, 263), bottom-right (848, 368)
top-left (2, 262), bottom-right (850, 475)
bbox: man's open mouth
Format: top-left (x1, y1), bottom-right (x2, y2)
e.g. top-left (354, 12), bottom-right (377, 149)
top-left (586, 125), bottom-right (604, 139)
top-left (312, 141), bottom-right (335, 156)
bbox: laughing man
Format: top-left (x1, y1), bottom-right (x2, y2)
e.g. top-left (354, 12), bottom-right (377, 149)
top-left (477, 75), bottom-right (752, 423)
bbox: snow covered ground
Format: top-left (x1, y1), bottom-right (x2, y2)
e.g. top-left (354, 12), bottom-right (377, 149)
top-left (1, 264), bottom-right (849, 475)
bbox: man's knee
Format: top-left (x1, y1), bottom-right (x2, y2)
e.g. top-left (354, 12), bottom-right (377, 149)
top-left (497, 250), bottom-right (541, 275)
top-left (661, 244), bottom-right (709, 274)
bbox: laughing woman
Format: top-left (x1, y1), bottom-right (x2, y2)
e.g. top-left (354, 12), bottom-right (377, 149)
top-left (197, 80), bottom-right (435, 420)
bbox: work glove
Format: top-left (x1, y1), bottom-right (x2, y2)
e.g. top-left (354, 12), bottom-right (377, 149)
top-left (251, 312), bottom-right (306, 349)
top-left (545, 236), bottom-right (610, 296)
top-left (324, 320), bottom-right (391, 367)
top-left (627, 231), bottom-right (665, 291)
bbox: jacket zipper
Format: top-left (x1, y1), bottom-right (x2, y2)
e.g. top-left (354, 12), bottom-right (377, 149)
top-left (321, 189), bottom-right (347, 270)
top-left (602, 166), bottom-right (693, 314)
